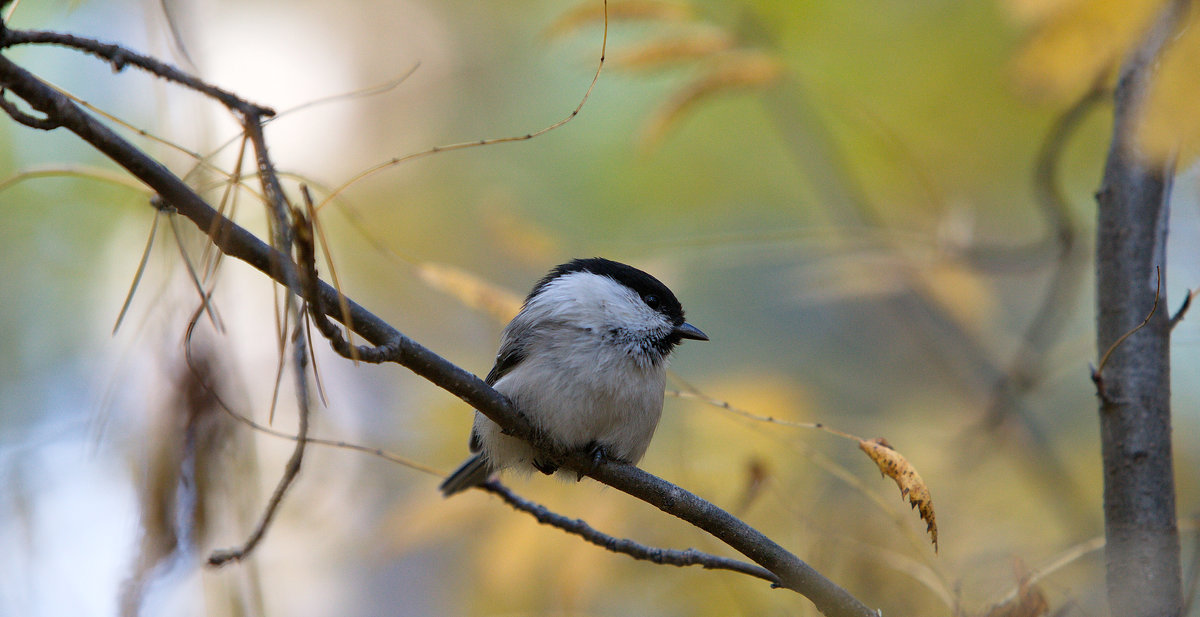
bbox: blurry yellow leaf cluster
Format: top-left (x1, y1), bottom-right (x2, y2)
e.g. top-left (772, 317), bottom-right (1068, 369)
top-left (546, 0), bottom-right (696, 36)
top-left (640, 51), bottom-right (785, 147)
top-left (1009, 0), bottom-right (1164, 102)
top-left (614, 30), bottom-right (736, 70)
top-left (1138, 7), bottom-right (1200, 161)
top-left (1010, 0), bottom-right (1200, 162)
top-left (414, 261), bottom-right (525, 323)
top-left (550, 0), bottom-right (785, 147)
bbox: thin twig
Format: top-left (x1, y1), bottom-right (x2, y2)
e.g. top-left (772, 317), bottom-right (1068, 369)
top-left (478, 480), bottom-right (782, 586)
top-left (292, 190), bottom-right (332, 405)
top-left (166, 207), bottom-right (223, 332)
top-left (198, 134), bottom-right (249, 286)
top-left (276, 65), bottom-right (419, 120)
top-left (112, 209), bottom-right (161, 335)
top-left (205, 124), bottom-right (312, 564)
top-left (668, 383), bottom-right (860, 442)
top-left (206, 318), bottom-right (311, 566)
top-left (301, 185), bottom-right (358, 363)
top-left (179, 306), bottom-right (439, 476)
top-left (293, 191), bottom-right (396, 365)
top-left (1094, 265), bottom-right (1162, 380)
top-left (1170, 288), bottom-right (1199, 329)
top-left (313, 0), bottom-right (610, 211)
top-left (241, 107), bottom-right (300, 426)
top-left (0, 27), bottom-right (272, 116)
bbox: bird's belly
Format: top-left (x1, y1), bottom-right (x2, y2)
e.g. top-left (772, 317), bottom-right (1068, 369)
top-left (499, 352), bottom-right (667, 463)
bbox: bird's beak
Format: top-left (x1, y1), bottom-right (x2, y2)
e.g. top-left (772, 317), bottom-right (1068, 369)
top-left (675, 322), bottom-right (709, 341)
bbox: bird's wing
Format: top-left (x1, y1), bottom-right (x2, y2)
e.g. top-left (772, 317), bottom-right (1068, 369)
top-left (484, 340), bottom-right (526, 386)
top-left (468, 338), bottom-right (527, 453)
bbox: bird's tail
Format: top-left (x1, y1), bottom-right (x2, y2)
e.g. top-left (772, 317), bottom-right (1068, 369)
top-left (439, 453), bottom-right (492, 497)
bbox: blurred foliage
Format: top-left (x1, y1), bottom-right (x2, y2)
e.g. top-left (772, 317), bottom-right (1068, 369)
top-left (2, 1), bottom-right (1199, 617)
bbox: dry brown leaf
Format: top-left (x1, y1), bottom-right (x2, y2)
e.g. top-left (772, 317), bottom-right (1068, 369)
top-left (640, 51), bottom-right (784, 147)
top-left (415, 262), bottom-right (525, 323)
top-left (858, 437), bottom-right (938, 551)
top-left (547, 0), bottom-right (695, 37)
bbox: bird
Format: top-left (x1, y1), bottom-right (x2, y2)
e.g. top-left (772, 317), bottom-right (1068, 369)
top-left (439, 257), bottom-right (707, 496)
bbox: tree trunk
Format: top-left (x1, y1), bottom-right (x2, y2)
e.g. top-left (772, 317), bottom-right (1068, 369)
top-left (1094, 3), bottom-right (1185, 616)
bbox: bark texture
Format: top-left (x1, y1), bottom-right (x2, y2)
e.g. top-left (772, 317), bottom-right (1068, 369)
top-left (1094, 3), bottom-right (1185, 616)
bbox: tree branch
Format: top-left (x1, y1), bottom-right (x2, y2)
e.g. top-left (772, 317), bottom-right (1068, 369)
top-left (0, 32), bottom-right (877, 617)
top-left (0, 87), bottom-right (59, 128)
top-left (1094, 1), bottom-right (1186, 615)
top-left (0, 27), bottom-right (272, 117)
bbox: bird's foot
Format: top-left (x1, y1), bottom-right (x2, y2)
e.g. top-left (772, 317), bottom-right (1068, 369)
top-left (575, 441), bottom-right (611, 481)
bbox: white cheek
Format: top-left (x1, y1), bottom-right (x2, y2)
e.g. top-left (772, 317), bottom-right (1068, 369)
top-left (525, 272), bottom-right (669, 337)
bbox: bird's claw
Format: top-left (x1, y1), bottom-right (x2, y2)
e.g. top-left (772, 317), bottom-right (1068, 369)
top-left (532, 459), bottom-right (559, 475)
top-left (576, 442), bottom-right (610, 481)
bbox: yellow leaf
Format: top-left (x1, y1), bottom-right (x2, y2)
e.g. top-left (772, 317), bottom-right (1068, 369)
top-left (640, 51), bottom-right (784, 147)
top-left (546, 0), bottom-right (695, 38)
top-left (612, 31), bottom-right (735, 71)
top-left (415, 262), bottom-right (525, 323)
top-left (858, 437), bottom-right (938, 552)
top-left (1010, 0), bottom-right (1164, 102)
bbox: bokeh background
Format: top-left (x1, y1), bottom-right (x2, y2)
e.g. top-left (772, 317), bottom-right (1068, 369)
top-left (2, 0), bottom-right (1199, 615)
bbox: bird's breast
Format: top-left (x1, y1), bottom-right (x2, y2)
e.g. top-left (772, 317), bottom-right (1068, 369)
top-left (494, 334), bottom-right (668, 462)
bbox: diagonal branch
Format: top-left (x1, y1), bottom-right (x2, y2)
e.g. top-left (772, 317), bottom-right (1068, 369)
top-left (0, 43), bottom-right (876, 617)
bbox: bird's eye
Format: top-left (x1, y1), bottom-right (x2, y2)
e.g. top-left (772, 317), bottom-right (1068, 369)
top-left (643, 294), bottom-right (660, 309)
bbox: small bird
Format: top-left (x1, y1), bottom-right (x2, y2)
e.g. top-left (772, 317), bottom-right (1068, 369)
top-left (440, 257), bottom-right (707, 496)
